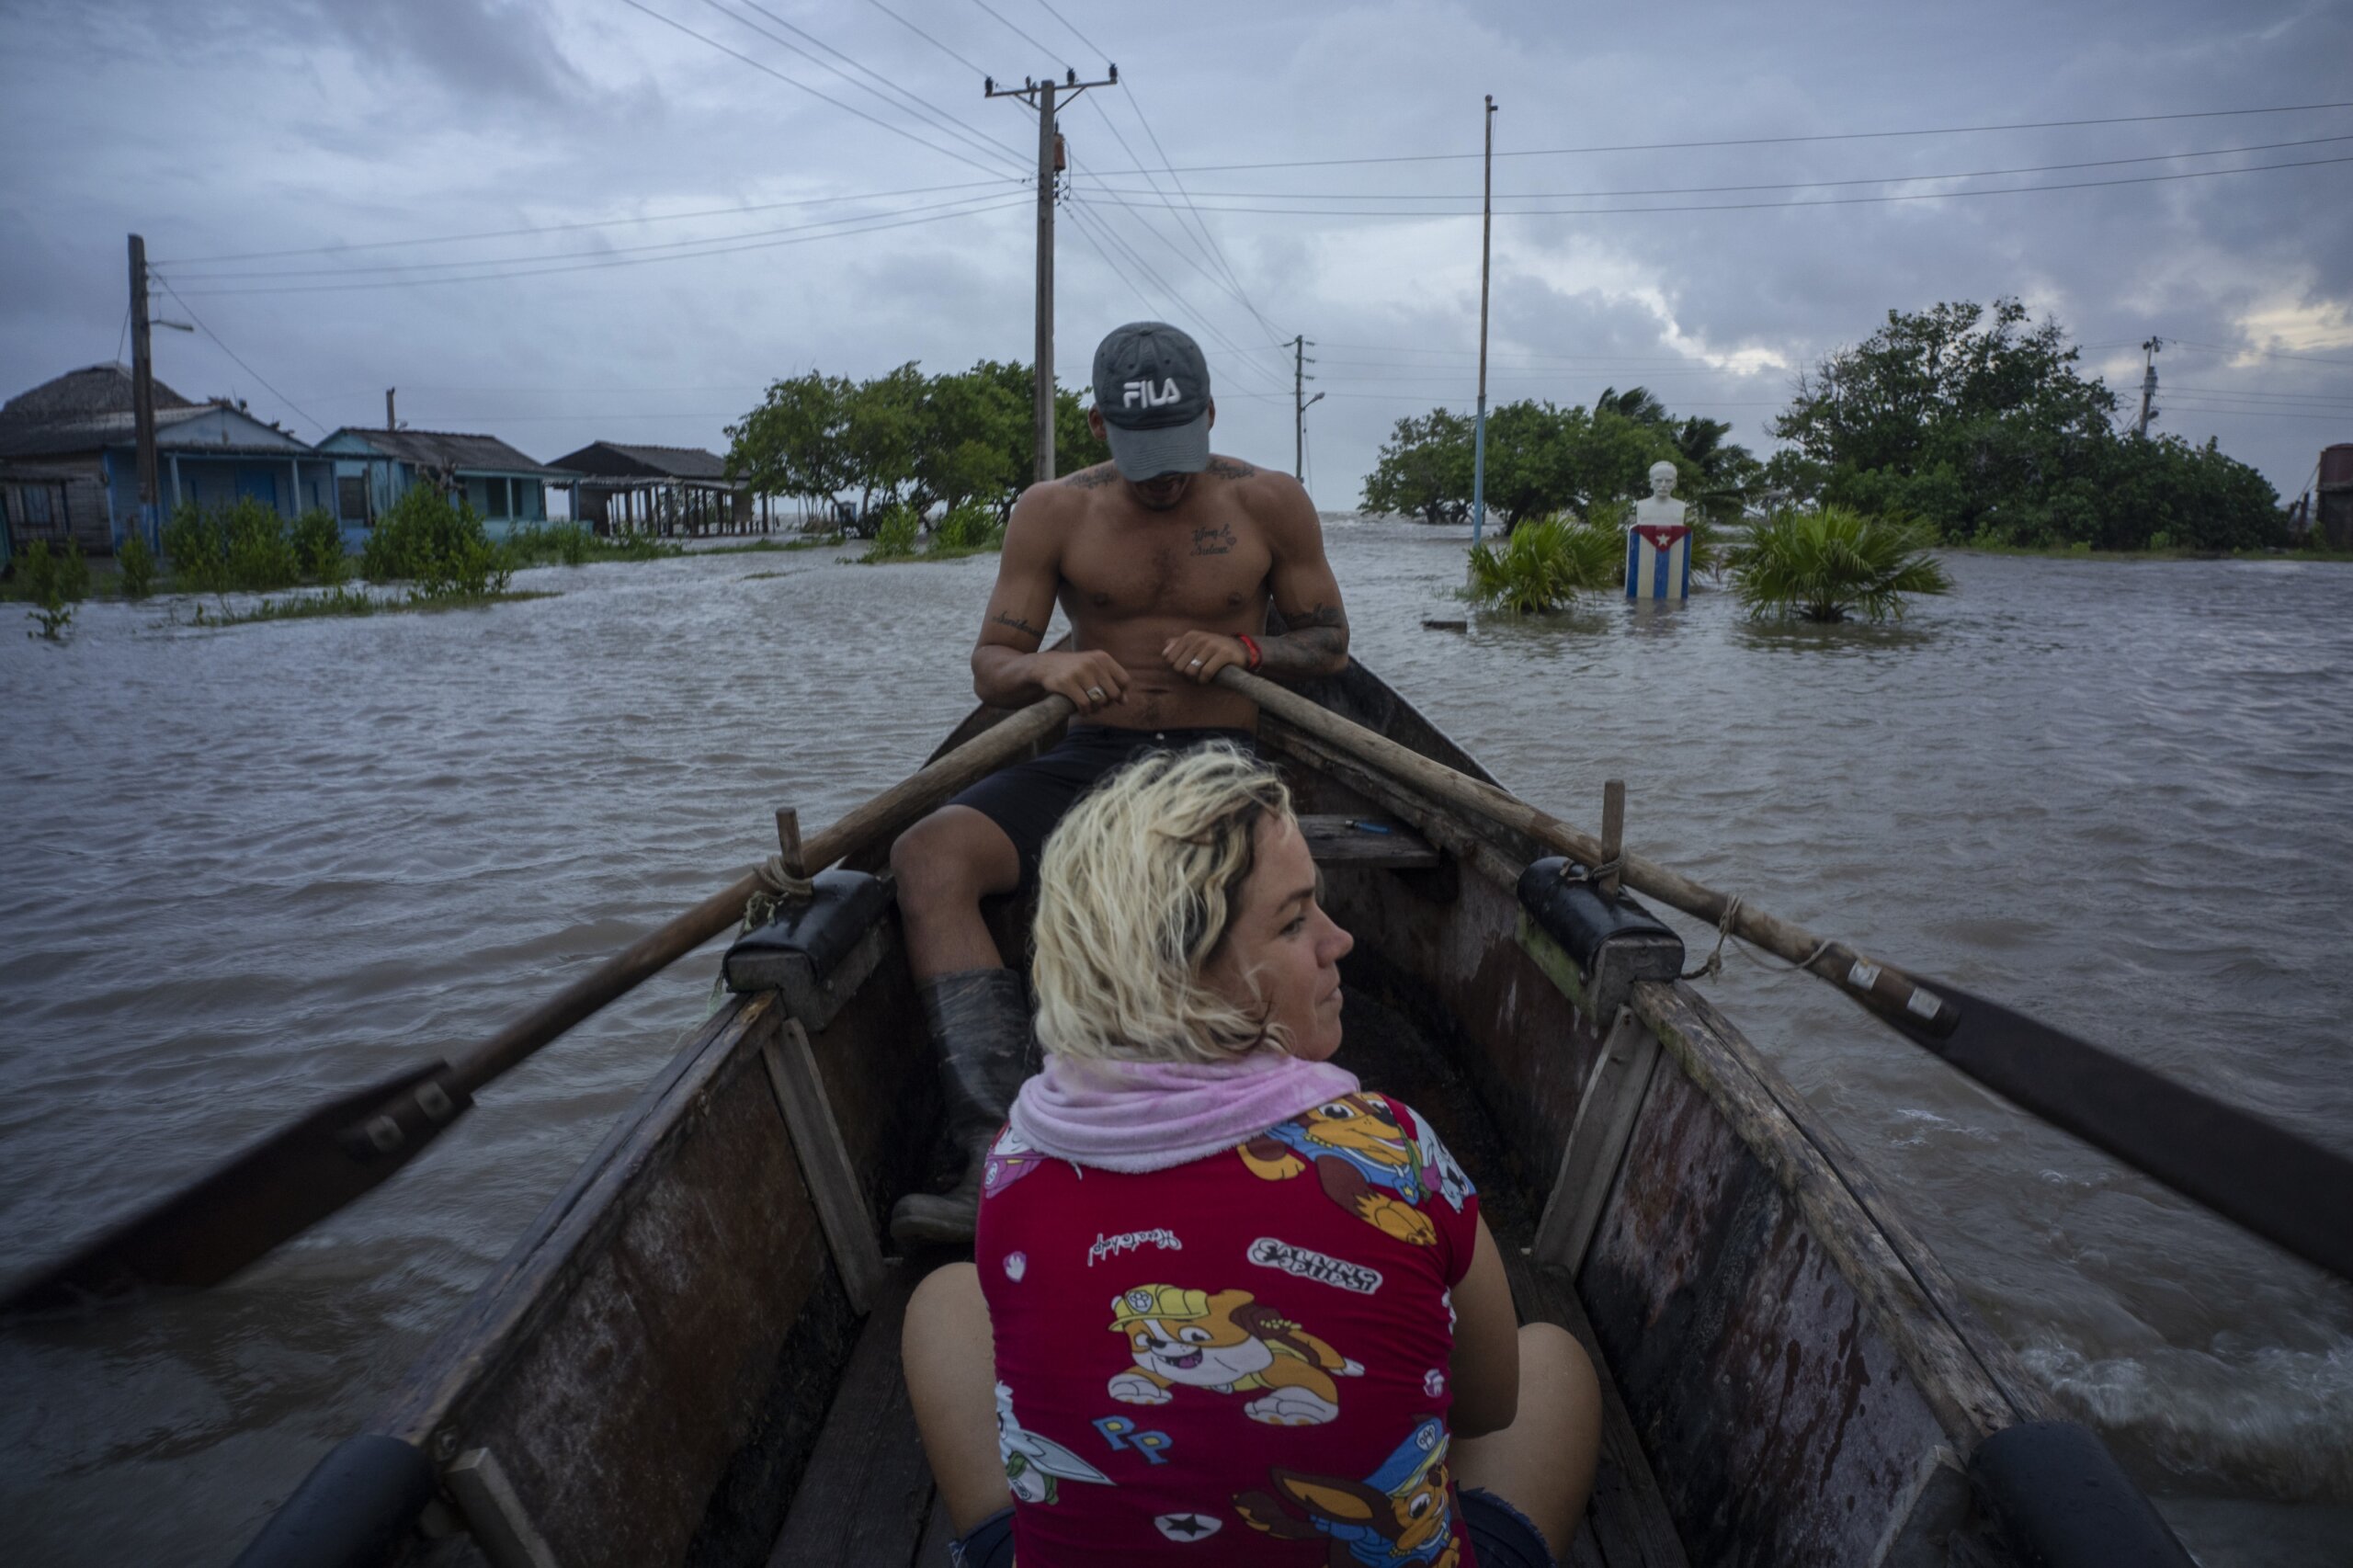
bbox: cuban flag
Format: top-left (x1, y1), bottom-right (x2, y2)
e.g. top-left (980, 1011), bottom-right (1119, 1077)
top-left (1625, 524), bottom-right (1691, 601)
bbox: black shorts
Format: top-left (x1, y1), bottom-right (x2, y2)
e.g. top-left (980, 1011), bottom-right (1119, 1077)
top-left (949, 1487), bottom-right (1556, 1567)
top-left (949, 724), bottom-right (1258, 891)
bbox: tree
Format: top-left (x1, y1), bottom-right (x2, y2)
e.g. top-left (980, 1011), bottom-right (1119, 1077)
top-left (1769, 298), bottom-right (2280, 548)
top-left (1363, 409), bottom-right (1475, 526)
top-left (1361, 401), bottom-right (1698, 531)
top-left (727, 371), bottom-right (855, 518)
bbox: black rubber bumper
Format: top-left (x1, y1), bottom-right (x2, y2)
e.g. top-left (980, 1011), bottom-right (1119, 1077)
top-left (1971, 1421), bottom-right (2195, 1568)
top-left (232, 1434), bottom-right (437, 1568)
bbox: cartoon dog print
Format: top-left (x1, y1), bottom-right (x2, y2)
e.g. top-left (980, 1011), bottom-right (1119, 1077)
top-left (994, 1381), bottom-right (1110, 1506)
top-left (1240, 1094), bottom-right (1463, 1246)
top-left (1108, 1284), bottom-right (1362, 1426)
top-left (1233, 1415), bottom-right (1461, 1568)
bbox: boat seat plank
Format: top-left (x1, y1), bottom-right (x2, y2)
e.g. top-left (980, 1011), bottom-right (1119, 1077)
top-left (1298, 812), bottom-right (1442, 869)
top-left (767, 1264), bottom-right (933, 1567)
top-left (1503, 1249), bottom-right (1692, 1568)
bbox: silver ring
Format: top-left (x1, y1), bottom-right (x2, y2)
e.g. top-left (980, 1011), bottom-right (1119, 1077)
top-left (1086, 687), bottom-right (1106, 701)
top-left (1189, 657), bottom-right (1203, 667)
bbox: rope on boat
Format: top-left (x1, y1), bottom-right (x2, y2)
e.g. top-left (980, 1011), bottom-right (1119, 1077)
top-left (1681, 892), bottom-right (1835, 983)
top-left (741, 854), bottom-right (817, 934)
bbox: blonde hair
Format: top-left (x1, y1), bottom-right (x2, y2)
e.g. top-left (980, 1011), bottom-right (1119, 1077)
top-left (1030, 744), bottom-right (1293, 1064)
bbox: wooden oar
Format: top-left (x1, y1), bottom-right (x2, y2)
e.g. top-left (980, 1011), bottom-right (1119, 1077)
top-left (4, 695), bottom-right (1074, 1317)
top-left (1222, 666), bottom-right (2353, 1285)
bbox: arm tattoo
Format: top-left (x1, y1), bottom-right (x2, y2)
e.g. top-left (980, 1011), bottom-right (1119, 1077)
top-left (1256, 602), bottom-right (1349, 678)
top-left (1062, 465), bottom-right (1119, 489)
top-left (1205, 457), bottom-right (1257, 480)
top-left (991, 610), bottom-right (1045, 641)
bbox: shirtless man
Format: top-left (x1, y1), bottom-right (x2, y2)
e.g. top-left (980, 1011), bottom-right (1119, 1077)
top-left (887, 322), bottom-right (1349, 1244)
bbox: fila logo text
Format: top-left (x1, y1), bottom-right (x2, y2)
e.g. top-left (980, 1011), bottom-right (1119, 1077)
top-left (1122, 378), bottom-right (1182, 409)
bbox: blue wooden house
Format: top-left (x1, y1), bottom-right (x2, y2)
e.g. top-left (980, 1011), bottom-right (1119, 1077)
top-left (0, 364), bottom-right (337, 555)
top-left (319, 427), bottom-right (575, 544)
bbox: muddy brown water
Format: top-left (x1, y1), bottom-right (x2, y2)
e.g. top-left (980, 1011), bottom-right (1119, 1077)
top-left (3, 521), bottom-right (2348, 1563)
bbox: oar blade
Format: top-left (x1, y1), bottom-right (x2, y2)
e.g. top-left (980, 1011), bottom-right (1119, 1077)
top-left (1859, 980), bottom-right (2353, 1284)
top-left (4, 1062), bottom-right (470, 1318)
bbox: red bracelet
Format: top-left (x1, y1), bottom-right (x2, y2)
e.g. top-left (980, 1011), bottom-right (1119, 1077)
top-left (1238, 633), bottom-right (1262, 672)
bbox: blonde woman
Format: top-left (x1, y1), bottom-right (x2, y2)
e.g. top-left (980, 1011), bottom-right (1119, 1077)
top-left (904, 745), bottom-right (1601, 1567)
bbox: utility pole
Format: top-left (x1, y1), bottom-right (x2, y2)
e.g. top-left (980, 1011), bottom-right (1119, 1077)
top-left (129, 234), bottom-right (159, 544)
top-left (986, 64), bottom-right (1116, 483)
top-left (1470, 95), bottom-right (1498, 549)
top-left (1292, 334), bottom-right (1324, 481)
top-left (2132, 337), bottom-right (2163, 438)
top-left (386, 388), bottom-right (397, 431)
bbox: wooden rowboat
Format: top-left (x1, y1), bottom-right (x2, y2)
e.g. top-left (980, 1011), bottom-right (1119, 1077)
top-left (238, 662), bottom-right (2186, 1568)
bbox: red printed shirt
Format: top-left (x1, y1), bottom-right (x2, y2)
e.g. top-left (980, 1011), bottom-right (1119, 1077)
top-left (974, 1092), bottom-right (1482, 1566)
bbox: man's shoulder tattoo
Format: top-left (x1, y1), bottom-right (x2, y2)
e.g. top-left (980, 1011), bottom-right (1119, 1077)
top-left (1062, 464), bottom-right (1119, 489)
top-left (1205, 457), bottom-right (1257, 481)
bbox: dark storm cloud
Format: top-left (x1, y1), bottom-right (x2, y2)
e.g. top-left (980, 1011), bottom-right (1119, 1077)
top-left (2, 0), bottom-right (2346, 497)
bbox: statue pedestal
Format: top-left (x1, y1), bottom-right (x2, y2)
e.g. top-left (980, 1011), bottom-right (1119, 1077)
top-left (1625, 523), bottom-right (1691, 600)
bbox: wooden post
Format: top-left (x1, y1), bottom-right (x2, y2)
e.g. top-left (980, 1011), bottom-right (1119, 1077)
top-left (775, 807), bottom-right (804, 880)
top-left (1599, 779), bottom-right (1625, 900)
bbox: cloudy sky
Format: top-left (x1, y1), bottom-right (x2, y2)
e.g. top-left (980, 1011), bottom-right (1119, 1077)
top-left (5, 0), bottom-right (2349, 506)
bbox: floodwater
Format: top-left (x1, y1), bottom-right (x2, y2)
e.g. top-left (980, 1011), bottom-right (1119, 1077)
top-left (3, 520), bottom-right (2349, 1564)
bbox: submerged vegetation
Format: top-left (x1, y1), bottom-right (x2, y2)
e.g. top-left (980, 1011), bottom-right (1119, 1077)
top-left (1464, 515), bottom-right (1623, 614)
top-left (1729, 506), bottom-right (1952, 622)
top-left (17, 540), bottom-right (90, 640)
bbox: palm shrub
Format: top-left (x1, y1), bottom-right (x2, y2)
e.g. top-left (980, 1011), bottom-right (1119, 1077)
top-left (1730, 505), bottom-right (1952, 622)
top-left (116, 530), bottom-right (158, 598)
top-left (1465, 515), bottom-right (1621, 613)
top-left (161, 500), bottom-right (228, 595)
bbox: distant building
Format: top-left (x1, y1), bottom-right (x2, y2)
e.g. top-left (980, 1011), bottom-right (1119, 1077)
top-left (545, 441), bottom-right (769, 535)
top-left (2318, 444), bottom-right (2353, 551)
top-left (0, 363), bottom-right (335, 556)
top-left (318, 427), bottom-right (576, 542)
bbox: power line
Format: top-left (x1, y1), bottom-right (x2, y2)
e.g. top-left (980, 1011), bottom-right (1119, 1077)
top-left (158, 179), bottom-right (1017, 267)
top-left (159, 199), bottom-right (1028, 295)
top-left (1070, 100), bottom-right (2353, 176)
top-left (2168, 338), bottom-right (2353, 369)
top-left (1062, 200), bottom-right (1282, 393)
top-left (860, 0), bottom-right (992, 78)
top-left (618, 0), bottom-right (1017, 179)
top-left (1028, 0), bottom-right (1108, 60)
top-left (1078, 132), bottom-right (2353, 203)
top-left (169, 189), bottom-right (1024, 280)
top-left (1119, 81), bottom-right (1286, 349)
top-left (693, 0), bottom-right (1031, 172)
top-left (1070, 157), bottom-right (1288, 347)
top-left (149, 275), bottom-right (329, 436)
top-left (1068, 152), bottom-right (2353, 216)
top-left (957, 0), bottom-right (1069, 69)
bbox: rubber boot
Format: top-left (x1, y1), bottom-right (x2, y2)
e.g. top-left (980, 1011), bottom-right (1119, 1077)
top-left (889, 968), bottom-right (1035, 1248)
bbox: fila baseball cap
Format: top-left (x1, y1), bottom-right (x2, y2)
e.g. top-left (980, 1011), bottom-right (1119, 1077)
top-left (1092, 322), bottom-right (1211, 481)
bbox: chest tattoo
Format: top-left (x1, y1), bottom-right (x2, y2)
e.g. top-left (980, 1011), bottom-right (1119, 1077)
top-left (1191, 523), bottom-right (1237, 556)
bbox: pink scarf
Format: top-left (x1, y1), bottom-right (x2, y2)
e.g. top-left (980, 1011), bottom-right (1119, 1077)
top-left (1007, 1050), bottom-right (1361, 1174)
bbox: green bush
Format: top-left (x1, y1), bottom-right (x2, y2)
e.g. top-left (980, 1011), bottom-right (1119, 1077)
top-left (860, 505), bottom-right (922, 562)
top-left (160, 497), bottom-right (303, 594)
top-left (1730, 505), bottom-right (1952, 622)
top-left (929, 501), bottom-right (1005, 553)
top-left (362, 485), bottom-right (510, 598)
top-left (116, 530), bottom-right (157, 598)
top-left (1465, 515), bottom-right (1621, 614)
top-left (291, 507), bottom-right (348, 585)
top-left (18, 540), bottom-right (89, 640)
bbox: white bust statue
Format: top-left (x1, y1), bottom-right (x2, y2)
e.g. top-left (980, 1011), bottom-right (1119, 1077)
top-left (1631, 460), bottom-right (1688, 531)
